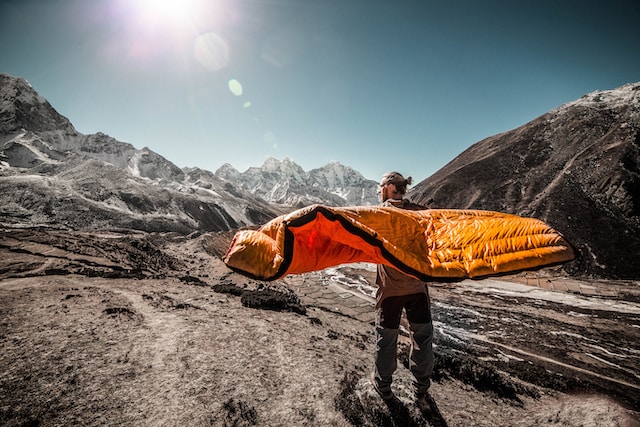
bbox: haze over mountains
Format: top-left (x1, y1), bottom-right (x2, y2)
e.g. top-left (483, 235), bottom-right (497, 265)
top-left (1, 73), bottom-right (639, 279)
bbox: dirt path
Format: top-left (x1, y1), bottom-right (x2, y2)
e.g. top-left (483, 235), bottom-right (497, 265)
top-left (109, 286), bottom-right (190, 424)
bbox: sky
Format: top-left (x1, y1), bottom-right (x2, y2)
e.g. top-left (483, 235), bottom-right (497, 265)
top-left (1, 0), bottom-right (639, 183)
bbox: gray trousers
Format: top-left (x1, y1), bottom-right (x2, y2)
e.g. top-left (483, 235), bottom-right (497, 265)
top-left (374, 292), bottom-right (434, 393)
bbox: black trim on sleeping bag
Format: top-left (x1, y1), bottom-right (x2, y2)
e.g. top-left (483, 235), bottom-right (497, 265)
top-left (270, 205), bottom-right (433, 282)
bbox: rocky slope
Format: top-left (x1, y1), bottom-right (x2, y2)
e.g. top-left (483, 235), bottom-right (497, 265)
top-left (410, 83), bottom-right (640, 280)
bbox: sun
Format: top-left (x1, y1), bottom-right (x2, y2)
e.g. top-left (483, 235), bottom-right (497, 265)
top-left (111, 0), bottom-right (230, 69)
top-left (131, 0), bottom-right (204, 29)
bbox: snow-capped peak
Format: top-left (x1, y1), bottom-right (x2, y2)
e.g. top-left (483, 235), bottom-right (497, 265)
top-left (214, 157), bottom-right (379, 206)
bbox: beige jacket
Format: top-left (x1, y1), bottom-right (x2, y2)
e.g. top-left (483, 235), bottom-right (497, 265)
top-left (375, 198), bottom-right (428, 306)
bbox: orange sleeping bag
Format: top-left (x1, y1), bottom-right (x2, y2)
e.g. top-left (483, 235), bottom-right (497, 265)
top-left (223, 204), bottom-right (575, 281)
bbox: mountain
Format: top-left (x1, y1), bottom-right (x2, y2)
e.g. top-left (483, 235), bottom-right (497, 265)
top-left (215, 158), bottom-right (378, 207)
top-left (0, 74), bottom-right (376, 232)
top-left (4, 73), bottom-right (639, 279)
top-left (409, 82), bottom-right (640, 280)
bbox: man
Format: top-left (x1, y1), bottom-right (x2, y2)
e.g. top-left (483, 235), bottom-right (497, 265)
top-left (371, 171), bottom-right (434, 404)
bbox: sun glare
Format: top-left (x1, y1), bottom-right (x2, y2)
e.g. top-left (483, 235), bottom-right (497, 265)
top-left (113, 0), bottom-right (232, 71)
top-left (132, 0), bottom-right (203, 28)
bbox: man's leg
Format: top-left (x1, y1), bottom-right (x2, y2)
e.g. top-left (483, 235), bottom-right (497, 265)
top-left (373, 296), bottom-right (404, 397)
top-left (408, 321), bottom-right (433, 393)
top-left (405, 292), bottom-right (434, 395)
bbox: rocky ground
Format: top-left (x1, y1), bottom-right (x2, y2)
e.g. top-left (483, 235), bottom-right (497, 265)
top-left (0, 228), bottom-right (639, 426)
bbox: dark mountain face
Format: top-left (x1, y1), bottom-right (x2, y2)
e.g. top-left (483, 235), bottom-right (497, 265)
top-left (410, 83), bottom-right (640, 279)
top-left (0, 74), bottom-right (75, 134)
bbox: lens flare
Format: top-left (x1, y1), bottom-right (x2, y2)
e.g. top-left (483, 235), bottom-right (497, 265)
top-left (228, 79), bottom-right (243, 96)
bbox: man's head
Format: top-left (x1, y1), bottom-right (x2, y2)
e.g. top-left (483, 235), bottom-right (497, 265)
top-left (379, 171), bottom-right (412, 201)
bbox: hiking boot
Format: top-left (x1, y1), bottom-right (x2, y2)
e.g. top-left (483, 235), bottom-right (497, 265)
top-left (414, 378), bottom-right (431, 396)
top-left (416, 391), bottom-right (440, 416)
top-left (416, 392), bottom-right (432, 407)
top-left (370, 372), bottom-right (394, 400)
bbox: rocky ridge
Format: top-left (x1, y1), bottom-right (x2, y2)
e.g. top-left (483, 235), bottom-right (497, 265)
top-left (410, 83), bottom-right (640, 280)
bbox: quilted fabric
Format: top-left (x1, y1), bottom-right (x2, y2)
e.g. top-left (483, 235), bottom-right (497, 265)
top-left (223, 204), bottom-right (575, 281)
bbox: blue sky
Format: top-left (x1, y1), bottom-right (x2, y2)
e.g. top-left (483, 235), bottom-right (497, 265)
top-left (2, 0), bottom-right (639, 183)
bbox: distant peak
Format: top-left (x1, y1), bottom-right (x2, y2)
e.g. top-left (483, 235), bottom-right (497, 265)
top-left (262, 156), bottom-right (281, 165)
top-left (215, 163), bottom-right (239, 173)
